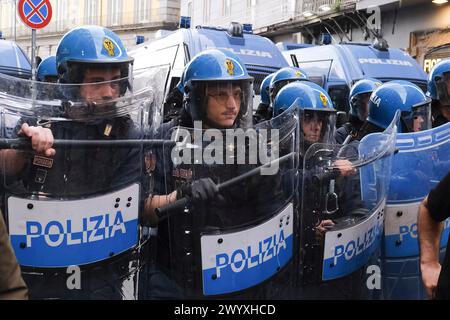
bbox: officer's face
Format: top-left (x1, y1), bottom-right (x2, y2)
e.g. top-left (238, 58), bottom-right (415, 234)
top-left (205, 84), bottom-right (242, 128)
top-left (301, 112), bottom-right (323, 143)
top-left (80, 67), bottom-right (121, 104)
top-left (413, 115), bottom-right (424, 132)
top-left (359, 93), bottom-right (370, 120)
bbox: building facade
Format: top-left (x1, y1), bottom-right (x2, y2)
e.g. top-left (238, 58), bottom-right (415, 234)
top-left (0, 0), bottom-right (180, 59)
top-left (183, 0), bottom-right (301, 32)
top-left (180, 0), bottom-right (450, 69)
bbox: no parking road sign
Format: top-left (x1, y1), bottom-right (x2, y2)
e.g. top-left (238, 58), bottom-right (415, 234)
top-left (17, 0), bottom-right (53, 81)
top-left (18, 0), bottom-right (53, 29)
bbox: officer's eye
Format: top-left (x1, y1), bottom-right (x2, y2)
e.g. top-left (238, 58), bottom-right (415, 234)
top-left (233, 90), bottom-right (243, 100)
top-left (217, 92), bottom-right (228, 98)
top-left (110, 82), bottom-right (120, 90)
top-left (304, 112), bottom-right (316, 119)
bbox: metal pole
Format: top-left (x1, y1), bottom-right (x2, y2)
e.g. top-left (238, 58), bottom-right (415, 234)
top-left (0, 138), bottom-right (177, 150)
top-left (13, 0), bottom-right (17, 41)
top-left (155, 152), bottom-right (297, 219)
top-left (31, 28), bottom-right (36, 81)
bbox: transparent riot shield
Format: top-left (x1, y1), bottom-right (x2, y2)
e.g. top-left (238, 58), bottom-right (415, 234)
top-left (154, 103), bottom-right (299, 299)
top-left (298, 111), bottom-right (399, 299)
top-left (0, 66), bottom-right (170, 300)
top-left (382, 122), bottom-right (450, 299)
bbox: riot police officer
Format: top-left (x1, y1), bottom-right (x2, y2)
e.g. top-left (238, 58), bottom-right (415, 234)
top-left (358, 80), bottom-right (432, 139)
top-left (145, 48), bottom-right (254, 298)
top-left (31, 25), bottom-right (139, 196)
top-left (273, 81), bottom-right (370, 299)
top-left (253, 73), bottom-right (274, 123)
top-left (148, 49), bottom-right (294, 299)
top-left (357, 80), bottom-right (433, 215)
top-left (5, 25), bottom-right (156, 300)
top-left (334, 78), bottom-right (382, 144)
top-left (274, 81), bottom-right (357, 162)
top-left (358, 80), bottom-right (434, 225)
top-left (36, 56), bottom-right (57, 83)
top-left (427, 59), bottom-right (450, 128)
top-left (269, 66), bottom-right (309, 106)
top-left (146, 48), bottom-right (254, 223)
top-left (35, 55), bottom-right (58, 101)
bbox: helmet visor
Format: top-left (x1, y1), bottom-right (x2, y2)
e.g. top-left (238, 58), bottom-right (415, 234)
top-left (300, 109), bottom-right (336, 155)
top-left (401, 99), bottom-right (432, 132)
top-left (188, 80), bottom-right (253, 129)
top-left (350, 92), bottom-right (371, 122)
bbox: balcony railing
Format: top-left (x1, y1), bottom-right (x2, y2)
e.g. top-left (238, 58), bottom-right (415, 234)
top-left (302, 0), bottom-right (358, 15)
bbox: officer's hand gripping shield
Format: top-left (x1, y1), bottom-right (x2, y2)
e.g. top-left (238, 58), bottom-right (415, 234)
top-left (298, 110), bottom-right (399, 299)
top-left (156, 103), bottom-right (299, 299)
top-left (0, 66), bottom-right (170, 300)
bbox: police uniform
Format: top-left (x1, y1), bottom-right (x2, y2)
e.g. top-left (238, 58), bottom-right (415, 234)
top-left (10, 117), bottom-right (147, 300)
top-left (151, 108), bottom-right (288, 298)
top-left (253, 102), bottom-right (272, 123)
top-left (20, 117), bottom-right (143, 196)
top-left (150, 48), bottom-right (300, 299)
top-left (337, 78), bottom-right (382, 144)
top-left (334, 116), bottom-right (363, 145)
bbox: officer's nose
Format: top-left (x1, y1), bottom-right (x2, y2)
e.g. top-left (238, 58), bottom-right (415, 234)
top-left (225, 94), bottom-right (238, 110)
top-left (310, 119), bottom-right (321, 130)
top-left (99, 83), bottom-right (115, 100)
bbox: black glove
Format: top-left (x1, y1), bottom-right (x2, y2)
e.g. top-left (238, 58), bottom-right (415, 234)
top-left (178, 178), bottom-right (219, 205)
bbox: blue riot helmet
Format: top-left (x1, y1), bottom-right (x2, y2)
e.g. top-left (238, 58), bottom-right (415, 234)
top-left (56, 25), bottom-right (133, 95)
top-left (349, 78), bottom-right (382, 121)
top-left (260, 73), bottom-right (275, 106)
top-left (183, 48), bottom-right (254, 129)
top-left (0, 40), bottom-right (31, 79)
top-left (427, 58), bottom-right (450, 106)
top-left (367, 80), bottom-right (432, 133)
top-left (269, 66), bottom-right (309, 104)
top-left (274, 81), bottom-right (336, 155)
top-left (36, 56), bottom-right (58, 82)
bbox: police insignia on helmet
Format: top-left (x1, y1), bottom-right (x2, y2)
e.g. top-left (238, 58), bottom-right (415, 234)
top-left (103, 38), bottom-right (116, 57)
top-left (295, 71), bottom-right (302, 77)
top-left (225, 59), bottom-right (235, 76)
top-left (320, 92), bottom-right (328, 106)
